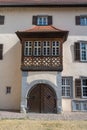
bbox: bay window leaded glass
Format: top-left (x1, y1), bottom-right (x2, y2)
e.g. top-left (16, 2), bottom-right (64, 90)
top-left (52, 41), bottom-right (60, 56)
top-left (43, 41), bottom-right (50, 56)
top-left (34, 41), bottom-right (41, 56)
top-left (24, 41), bottom-right (32, 56)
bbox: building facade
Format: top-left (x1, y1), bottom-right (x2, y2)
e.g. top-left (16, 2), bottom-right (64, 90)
top-left (0, 0), bottom-right (87, 113)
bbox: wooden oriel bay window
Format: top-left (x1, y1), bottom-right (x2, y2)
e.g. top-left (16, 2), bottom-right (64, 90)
top-left (22, 40), bottom-right (62, 71)
top-left (16, 23), bottom-right (68, 71)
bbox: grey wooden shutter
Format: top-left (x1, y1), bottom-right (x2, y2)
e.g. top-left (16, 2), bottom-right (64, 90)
top-left (75, 16), bottom-right (80, 25)
top-left (0, 44), bottom-right (3, 59)
top-left (32, 16), bottom-right (37, 25)
top-left (74, 42), bottom-right (80, 61)
top-left (48, 16), bottom-right (52, 25)
top-left (75, 79), bottom-right (81, 98)
top-left (0, 16), bottom-right (4, 25)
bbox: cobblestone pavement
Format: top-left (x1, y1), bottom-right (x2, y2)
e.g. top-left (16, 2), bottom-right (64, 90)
top-left (0, 111), bottom-right (87, 120)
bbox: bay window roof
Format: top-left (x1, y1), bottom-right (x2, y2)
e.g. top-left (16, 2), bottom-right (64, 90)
top-left (16, 25), bottom-right (69, 42)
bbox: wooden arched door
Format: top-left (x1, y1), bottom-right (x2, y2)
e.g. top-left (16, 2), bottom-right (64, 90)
top-left (27, 84), bottom-right (57, 113)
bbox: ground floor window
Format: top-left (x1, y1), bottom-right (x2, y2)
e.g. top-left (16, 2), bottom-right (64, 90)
top-left (72, 100), bottom-right (87, 111)
top-left (62, 77), bottom-right (73, 98)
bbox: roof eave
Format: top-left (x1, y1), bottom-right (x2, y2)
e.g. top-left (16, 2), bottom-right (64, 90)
top-left (1, 3), bottom-right (87, 7)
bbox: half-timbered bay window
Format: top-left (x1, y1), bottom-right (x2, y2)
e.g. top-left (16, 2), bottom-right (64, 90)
top-left (16, 24), bottom-right (68, 71)
top-left (74, 41), bottom-right (87, 62)
top-left (62, 77), bottom-right (73, 98)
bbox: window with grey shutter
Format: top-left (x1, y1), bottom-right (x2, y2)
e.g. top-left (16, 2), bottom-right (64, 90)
top-left (48, 16), bottom-right (52, 25)
top-left (0, 16), bottom-right (5, 25)
top-left (32, 16), bottom-right (37, 25)
top-left (75, 79), bottom-right (81, 98)
top-left (75, 16), bottom-right (80, 25)
top-left (0, 44), bottom-right (3, 60)
top-left (32, 15), bottom-right (52, 25)
top-left (74, 42), bottom-right (80, 61)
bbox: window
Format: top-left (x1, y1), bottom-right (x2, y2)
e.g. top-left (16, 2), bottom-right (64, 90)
top-left (0, 44), bottom-right (3, 60)
top-left (74, 41), bottom-right (87, 62)
top-left (52, 41), bottom-right (60, 56)
top-left (76, 15), bottom-right (87, 26)
top-left (72, 101), bottom-right (87, 111)
top-left (34, 41), bottom-right (41, 56)
top-left (24, 41), bottom-right (32, 56)
top-left (62, 77), bottom-right (73, 98)
top-left (43, 41), bottom-right (50, 56)
top-left (32, 15), bottom-right (52, 26)
top-left (6, 87), bottom-right (11, 94)
top-left (75, 78), bottom-right (87, 98)
top-left (37, 16), bottom-right (48, 25)
top-left (80, 16), bottom-right (87, 25)
top-left (80, 42), bottom-right (87, 61)
top-left (0, 15), bottom-right (4, 25)
top-left (81, 78), bottom-right (87, 98)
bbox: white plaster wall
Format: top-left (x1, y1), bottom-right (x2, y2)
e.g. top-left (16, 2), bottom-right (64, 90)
top-left (27, 72), bottom-right (57, 85)
top-left (62, 99), bottom-right (72, 112)
top-left (0, 7), bottom-right (87, 111)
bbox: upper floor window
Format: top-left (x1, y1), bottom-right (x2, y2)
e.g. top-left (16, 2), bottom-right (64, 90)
top-left (43, 41), bottom-right (50, 56)
top-left (76, 15), bottom-right (87, 26)
top-left (52, 41), bottom-right (60, 56)
top-left (24, 41), bottom-right (60, 56)
top-left (74, 41), bottom-right (87, 62)
top-left (34, 41), bottom-right (41, 56)
top-left (24, 41), bottom-right (32, 56)
top-left (37, 16), bottom-right (48, 25)
top-left (0, 15), bottom-right (5, 25)
top-left (32, 15), bottom-right (52, 26)
top-left (62, 77), bottom-right (73, 98)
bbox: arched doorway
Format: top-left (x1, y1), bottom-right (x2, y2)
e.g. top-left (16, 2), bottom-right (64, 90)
top-left (27, 83), bottom-right (57, 113)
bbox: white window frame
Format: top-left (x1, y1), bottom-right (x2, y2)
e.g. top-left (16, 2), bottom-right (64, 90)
top-left (80, 42), bottom-right (87, 61)
top-left (81, 78), bottom-right (87, 98)
top-left (24, 41), bottom-right (32, 56)
top-left (62, 77), bottom-right (72, 98)
top-left (37, 16), bottom-right (48, 25)
top-left (80, 17), bottom-right (87, 26)
top-left (34, 41), bottom-right (41, 56)
top-left (43, 41), bottom-right (50, 56)
top-left (52, 41), bottom-right (60, 56)
top-left (72, 101), bottom-right (87, 111)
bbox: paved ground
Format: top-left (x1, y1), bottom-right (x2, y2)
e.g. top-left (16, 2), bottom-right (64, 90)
top-left (0, 111), bottom-right (87, 120)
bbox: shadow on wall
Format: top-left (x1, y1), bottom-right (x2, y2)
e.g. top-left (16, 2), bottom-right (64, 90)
top-left (70, 45), bottom-right (75, 62)
top-left (0, 40), bottom-right (22, 110)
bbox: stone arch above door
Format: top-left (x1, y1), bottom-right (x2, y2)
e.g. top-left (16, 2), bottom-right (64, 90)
top-left (26, 79), bottom-right (58, 99)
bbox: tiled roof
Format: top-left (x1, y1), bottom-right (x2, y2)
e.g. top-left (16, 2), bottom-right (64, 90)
top-left (23, 25), bottom-right (65, 32)
top-left (0, 0), bottom-right (87, 6)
